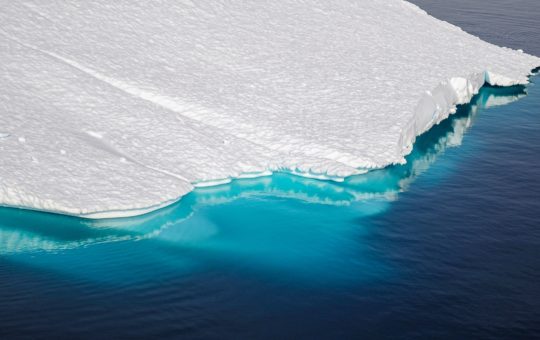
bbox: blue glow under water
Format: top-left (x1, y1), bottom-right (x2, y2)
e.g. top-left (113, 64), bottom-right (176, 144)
top-left (1, 78), bottom-right (539, 339)
top-left (2, 5), bottom-right (540, 339)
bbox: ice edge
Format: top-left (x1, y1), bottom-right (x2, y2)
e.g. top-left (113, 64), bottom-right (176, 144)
top-left (2, 66), bottom-right (537, 220)
top-left (396, 68), bottom-right (538, 165)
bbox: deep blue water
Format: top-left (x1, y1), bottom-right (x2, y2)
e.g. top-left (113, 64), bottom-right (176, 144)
top-left (1, 3), bottom-right (540, 339)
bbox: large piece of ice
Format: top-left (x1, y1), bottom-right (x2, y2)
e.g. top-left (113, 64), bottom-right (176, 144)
top-left (0, 0), bottom-right (538, 218)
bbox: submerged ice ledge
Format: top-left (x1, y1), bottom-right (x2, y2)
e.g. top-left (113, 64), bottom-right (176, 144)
top-left (1, 70), bottom-right (535, 220)
top-left (0, 0), bottom-right (539, 219)
top-left (0, 82), bottom-right (531, 254)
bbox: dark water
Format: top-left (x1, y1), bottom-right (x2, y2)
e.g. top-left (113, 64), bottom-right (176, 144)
top-left (410, 0), bottom-right (540, 56)
top-left (1, 2), bottom-right (540, 339)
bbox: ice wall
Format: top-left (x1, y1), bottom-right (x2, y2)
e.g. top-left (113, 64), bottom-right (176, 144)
top-left (0, 0), bottom-right (538, 218)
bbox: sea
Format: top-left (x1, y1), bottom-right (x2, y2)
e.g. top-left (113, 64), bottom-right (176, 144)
top-left (1, 1), bottom-right (539, 338)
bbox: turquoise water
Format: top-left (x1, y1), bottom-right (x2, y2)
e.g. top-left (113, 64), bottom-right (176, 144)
top-left (1, 77), bottom-right (539, 338)
top-left (2, 1), bottom-right (540, 336)
top-left (0, 85), bottom-right (529, 281)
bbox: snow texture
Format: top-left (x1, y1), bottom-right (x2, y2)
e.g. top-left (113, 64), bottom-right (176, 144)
top-left (0, 0), bottom-right (538, 218)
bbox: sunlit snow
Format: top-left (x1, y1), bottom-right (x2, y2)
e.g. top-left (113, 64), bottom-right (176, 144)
top-left (0, 0), bottom-right (538, 218)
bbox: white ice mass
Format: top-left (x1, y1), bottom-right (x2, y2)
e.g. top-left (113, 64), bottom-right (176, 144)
top-left (1, 1), bottom-right (539, 218)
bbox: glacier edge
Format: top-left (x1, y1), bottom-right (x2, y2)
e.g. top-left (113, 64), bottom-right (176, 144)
top-left (1, 0), bottom-right (539, 218)
top-left (1, 67), bottom-right (537, 220)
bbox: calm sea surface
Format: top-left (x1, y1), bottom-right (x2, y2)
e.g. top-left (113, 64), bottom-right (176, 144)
top-left (1, 1), bottom-right (539, 339)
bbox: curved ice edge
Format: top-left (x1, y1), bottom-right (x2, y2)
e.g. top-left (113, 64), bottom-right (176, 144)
top-left (191, 168), bottom-right (363, 189)
top-left (0, 169), bottom-right (352, 220)
top-left (2, 67), bottom-right (538, 220)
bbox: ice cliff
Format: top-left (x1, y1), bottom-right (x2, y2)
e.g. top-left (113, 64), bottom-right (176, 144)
top-left (0, 0), bottom-right (538, 218)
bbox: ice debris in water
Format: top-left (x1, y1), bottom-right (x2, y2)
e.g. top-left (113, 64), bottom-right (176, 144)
top-left (0, 0), bottom-right (538, 218)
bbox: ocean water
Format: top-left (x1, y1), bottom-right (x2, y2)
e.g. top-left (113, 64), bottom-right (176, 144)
top-left (1, 2), bottom-right (540, 339)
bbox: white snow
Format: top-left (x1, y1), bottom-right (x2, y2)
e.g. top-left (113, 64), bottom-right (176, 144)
top-left (0, 0), bottom-right (538, 218)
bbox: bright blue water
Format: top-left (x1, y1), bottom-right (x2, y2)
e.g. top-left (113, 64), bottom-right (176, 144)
top-left (1, 3), bottom-right (540, 339)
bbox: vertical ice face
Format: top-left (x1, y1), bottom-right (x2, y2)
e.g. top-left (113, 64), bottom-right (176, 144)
top-left (0, 0), bottom-right (538, 218)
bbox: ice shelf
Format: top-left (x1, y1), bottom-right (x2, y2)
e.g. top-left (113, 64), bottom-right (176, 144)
top-left (0, 0), bottom-right (538, 218)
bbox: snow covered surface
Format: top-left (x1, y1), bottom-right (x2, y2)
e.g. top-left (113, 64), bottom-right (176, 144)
top-left (0, 0), bottom-right (538, 218)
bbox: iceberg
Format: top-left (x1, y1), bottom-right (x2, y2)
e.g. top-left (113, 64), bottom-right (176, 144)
top-left (0, 82), bottom-right (529, 255)
top-left (0, 0), bottom-right (538, 218)
top-left (0, 80), bottom-right (532, 255)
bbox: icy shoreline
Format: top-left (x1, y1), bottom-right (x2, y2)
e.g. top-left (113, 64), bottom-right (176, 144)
top-left (1, 71), bottom-right (538, 220)
top-left (29, 73), bottom-right (540, 219)
top-left (1, 1), bottom-right (539, 219)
